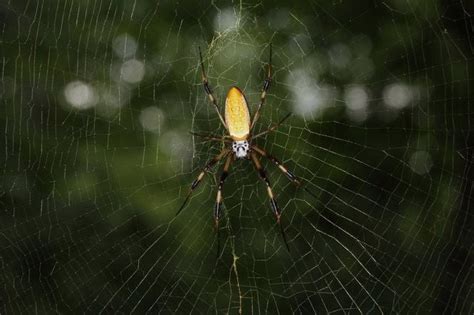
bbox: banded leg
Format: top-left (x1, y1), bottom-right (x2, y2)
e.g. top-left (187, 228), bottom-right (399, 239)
top-left (176, 149), bottom-right (229, 216)
top-left (253, 146), bottom-right (319, 215)
top-left (250, 152), bottom-right (290, 251)
top-left (251, 43), bottom-right (273, 130)
top-left (199, 47), bottom-right (227, 129)
top-left (252, 145), bottom-right (301, 186)
top-left (252, 112), bottom-right (292, 139)
top-left (214, 153), bottom-right (234, 230)
top-left (190, 131), bottom-right (232, 143)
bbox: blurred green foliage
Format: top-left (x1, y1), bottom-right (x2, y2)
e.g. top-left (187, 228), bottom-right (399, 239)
top-left (1, 0), bottom-right (473, 313)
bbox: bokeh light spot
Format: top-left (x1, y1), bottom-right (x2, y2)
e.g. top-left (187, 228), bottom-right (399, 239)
top-left (139, 106), bottom-right (165, 134)
top-left (383, 83), bottom-right (414, 109)
top-left (409, 150), bottom-right (433, 175)
top-left (344, 85), bottom-right (369, 111)
top-left (120, 59), bottom-right (145, 84)
top-left (288, 68), bottom-right (337, 118)
top-left (112, 33), bottom-right (138, 59)
top-left (214, 8), bottom-right (238, 32)
top-left (63, 81), bottom-right (97, 110)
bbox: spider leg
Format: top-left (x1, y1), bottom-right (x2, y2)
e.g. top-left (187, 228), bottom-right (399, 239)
top-left (250, 152), bottom-right (290, 252)
top-left (250, 43), bottom-right (272, 130)
top-left (214, 153), bottom-right (234, 259)
top-left (199, 47), bottom-right (227, 129)
top-left (214, 153), bottom-right (234, 230)
top-left (251, 145), bottom-right (301, 186)
top-left (176, 149), bottom-right (229, 216)
top-left (251, 112), bottom-right (292, 139)
top-left (190, 131), bottom-right (232, 143)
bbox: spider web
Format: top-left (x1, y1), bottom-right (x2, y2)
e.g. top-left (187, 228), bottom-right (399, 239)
top-left (1, 0), bottom-right (473, 313)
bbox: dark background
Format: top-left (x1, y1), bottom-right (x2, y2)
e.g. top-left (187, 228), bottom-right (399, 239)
top-left (1, 0), bottom-right (473, 313)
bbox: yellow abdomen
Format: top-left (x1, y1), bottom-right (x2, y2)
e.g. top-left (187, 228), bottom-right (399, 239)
top-left (225, 87), bottom-right (250, 141)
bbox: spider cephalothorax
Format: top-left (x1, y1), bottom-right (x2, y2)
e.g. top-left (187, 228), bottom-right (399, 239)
top-left (232, 140), bottom-right (250, 158)
top-left (176, 44), bottom-right (300, 252)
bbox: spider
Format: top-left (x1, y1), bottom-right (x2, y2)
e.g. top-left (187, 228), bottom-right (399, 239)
top-left (176, 44), bottom-right (302, 251)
